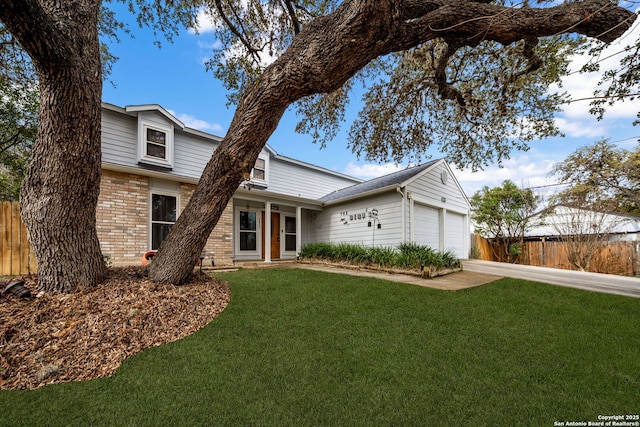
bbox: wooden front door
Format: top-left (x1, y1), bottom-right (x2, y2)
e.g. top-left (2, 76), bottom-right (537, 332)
top-left (261, 211), bottom-right (280, 259)
top-left (270, 212), bottom-right (280, 259)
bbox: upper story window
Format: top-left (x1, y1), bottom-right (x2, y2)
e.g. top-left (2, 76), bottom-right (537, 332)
top-left (138, 121), bottom-right (174, 169)
top-left (145, 127), bottom-right (167, 159)
top-left (253, 158), bottom-right (266, 181)
top-left (249, 156), bottom-right (268, 186)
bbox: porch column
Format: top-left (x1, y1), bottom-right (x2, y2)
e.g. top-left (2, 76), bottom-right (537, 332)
top-left (296, 206), bottom-right (302, 257)
top-left (265, 201), bottom-right (271, 262)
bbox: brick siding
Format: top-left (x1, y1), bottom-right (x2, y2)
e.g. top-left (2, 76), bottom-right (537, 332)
top-left (180, 183), bottom-right (234, 267)
top-left (97, 169), bottom-right (234, 267)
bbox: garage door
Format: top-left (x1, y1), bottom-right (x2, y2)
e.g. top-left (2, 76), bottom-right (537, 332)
top-left (413, 204), bottom-right (440, 249)
top-left (445, 211), bottom-right (466, 258)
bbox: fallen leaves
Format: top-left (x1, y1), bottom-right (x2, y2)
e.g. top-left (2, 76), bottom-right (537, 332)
top-left (0, 266), bottom-right (230, 390)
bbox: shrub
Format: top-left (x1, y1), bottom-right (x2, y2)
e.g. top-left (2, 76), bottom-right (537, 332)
top-left (369, 246), bottom-right (397, 267)
top-left (299, 242), bottom-right (460, 272)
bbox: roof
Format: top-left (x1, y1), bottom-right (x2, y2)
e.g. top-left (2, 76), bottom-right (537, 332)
top-left (319, 159), bottom-right (440, 203)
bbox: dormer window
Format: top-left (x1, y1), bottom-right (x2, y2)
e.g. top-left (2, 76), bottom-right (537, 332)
top-left (253, 158), bottom-right (266, 181)
top-left (138, 121), bottom-right (174, 169)
top-left (145, 127), bottom-right (167, 160)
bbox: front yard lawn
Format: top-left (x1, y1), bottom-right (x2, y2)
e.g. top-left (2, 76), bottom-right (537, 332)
top-left (1, 269), bottom-right (638, 426)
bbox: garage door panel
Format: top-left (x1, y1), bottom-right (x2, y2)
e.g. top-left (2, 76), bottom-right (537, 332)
top-left (445, 212), bottom-right (465, 258)
top-left (414, 204), bottom-right (439, 249)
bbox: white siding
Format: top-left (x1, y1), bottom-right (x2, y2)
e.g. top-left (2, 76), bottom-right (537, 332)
top-left (309, 192), bottom-right (403, 248)
top-left (101, 109), bottom-right (137, 168)
top-left (413, 204), bottom-right (440, 249)
top-left (405, 162), bottom-right (469, 214)
top-left (268, 157), bottom-right (360, 200)
top-left (102, 108), bottom-right (218, 181)
top-left (173, 132), bottom-right (217, 179)
top-left (404, 161), bottom-right (470, 258)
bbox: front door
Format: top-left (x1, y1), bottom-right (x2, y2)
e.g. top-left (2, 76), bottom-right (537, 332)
top-left (261, 211), bottom-right (281, 260)
top-left (270, 212), bottom-right (280, 259)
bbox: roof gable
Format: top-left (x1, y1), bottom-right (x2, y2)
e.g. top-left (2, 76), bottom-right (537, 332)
top-left (124, 104), bottom-right (185, 129)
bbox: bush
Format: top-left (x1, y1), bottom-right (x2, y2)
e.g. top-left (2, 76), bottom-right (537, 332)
top-left (299, 242), bottom-right (460, 272)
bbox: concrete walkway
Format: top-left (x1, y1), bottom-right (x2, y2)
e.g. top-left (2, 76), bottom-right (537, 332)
top-left (463, 259), bottom-right (640, 298)
top-left (291, 263), bottom-right (502, 291)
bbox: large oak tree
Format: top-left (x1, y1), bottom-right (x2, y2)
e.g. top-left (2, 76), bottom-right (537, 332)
top-left (149, 0), bottom-right (636, 285)
top-left (0, 0), bottom-right (636, 290)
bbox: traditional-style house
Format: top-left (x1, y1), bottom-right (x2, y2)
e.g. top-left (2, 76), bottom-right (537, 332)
top-left (98, 103), bottom-right (471, 266)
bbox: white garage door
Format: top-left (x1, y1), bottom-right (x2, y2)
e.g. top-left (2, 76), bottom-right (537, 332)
top-left (445, 211), bottom-right (466, 258)
top-left (413, 204), bottom-right (440, 250)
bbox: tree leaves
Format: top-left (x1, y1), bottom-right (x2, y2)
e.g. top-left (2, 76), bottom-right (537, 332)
top-left (549, 139), bottom-right (640, 214)
top-left (341, 37), bottom-right (573, 170)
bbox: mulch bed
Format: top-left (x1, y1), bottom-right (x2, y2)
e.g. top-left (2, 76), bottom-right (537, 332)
top-left (0, 266), bottom-right (230, 390)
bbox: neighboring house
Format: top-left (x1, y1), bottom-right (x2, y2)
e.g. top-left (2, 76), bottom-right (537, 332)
top-left (524, 205), bottom-right (640, 242)
top-left (98, 103), bottom-right (471, 266)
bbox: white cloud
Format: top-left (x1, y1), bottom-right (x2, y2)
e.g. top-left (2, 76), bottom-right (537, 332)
top-left (343, 162), bottom-right (408, 179)
top-left (342, 157), bottom-right (559, 199)
top-left (168, 110), bottom-right (224, 133)
top-left (451, 155), bottom-right (558, 197)
top-left (553, 117), bottom-right (608, 138)
top-left (188, 9), bottom-right (218, 34)
top-left (552, 17), bottom-right (640, 135)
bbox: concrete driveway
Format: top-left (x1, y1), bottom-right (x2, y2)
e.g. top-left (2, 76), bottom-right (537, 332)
top-left (463, 259), bottom-right (640, 298)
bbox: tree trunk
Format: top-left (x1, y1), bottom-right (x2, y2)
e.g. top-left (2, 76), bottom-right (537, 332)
top-left (149, 0), bottom-right (635, 284)
top-left (1, 0), bottom-right (106, 292)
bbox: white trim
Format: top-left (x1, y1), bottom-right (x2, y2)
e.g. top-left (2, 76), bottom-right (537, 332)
top-left (234, 207), bottom-right (262, 258)
top-left (439, 208), bottom-right (446, 252)
top-left (323, 185), bottom-right (402, 206)
top-left (265, 202), bottom-right (272, 262)
top-left (148, 189), bottom-right (180, 250)
top-left (282, 214), bottom-right (298, 256)
top-left (249, 155), bottom-right (269, 187)
top-left (410, 194), bottom-right (469, 216)
top-left (295, 206), bottom-right (302, 256)
top-left (398, 187), bottom-right (407, 243)
top-left (125, 104), bottom-right (185, 129)
top-left (137, 120), bottom-right (174, 168)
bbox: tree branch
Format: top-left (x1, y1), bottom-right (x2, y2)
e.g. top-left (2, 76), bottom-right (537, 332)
top-left (282, 0), bottom-right (301, 34)
top-left (434, 40), bottom-right (467, 106)
top-left (212, 0), bottom-right (262, 62)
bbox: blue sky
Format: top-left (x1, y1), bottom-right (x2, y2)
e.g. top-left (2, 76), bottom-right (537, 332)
top-left (101, 6), bottom-right (640, 199)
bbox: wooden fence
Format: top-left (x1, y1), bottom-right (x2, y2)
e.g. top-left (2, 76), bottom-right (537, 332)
top-left (473, 234), bottom-right (640, 276)
top-left (1, 201), bottom-right (36, 276)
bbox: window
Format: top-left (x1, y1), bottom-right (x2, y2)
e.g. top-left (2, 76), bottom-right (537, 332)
top-left (151, 194), bottom-right (177, 249)
top-left (253, 158), bottom-right (266, 181)
top-left (138, 121), bottom-right (174, 168)
top-left (284, 216), bottom-right (296, 252)
top-left (239, 211), bottom-right (257, 251)
top-left (146, 128), bottom-right (167, 160)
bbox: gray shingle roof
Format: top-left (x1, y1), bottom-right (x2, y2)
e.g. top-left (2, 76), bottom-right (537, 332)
top-left (319, 160), bottom-right (440, 203)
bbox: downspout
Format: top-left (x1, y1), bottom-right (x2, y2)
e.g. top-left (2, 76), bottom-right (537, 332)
top-left (397, 186), bottom-right (407, 243)
top-left (408, 191), bottom-right (414, 243)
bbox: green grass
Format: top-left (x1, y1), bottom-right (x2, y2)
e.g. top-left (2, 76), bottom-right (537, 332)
top-left (1, 269), bottom-right (639, 426)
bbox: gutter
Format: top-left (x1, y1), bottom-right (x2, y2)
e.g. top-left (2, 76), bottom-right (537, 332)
top-left (321, 184), bottom-right (400, 206)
